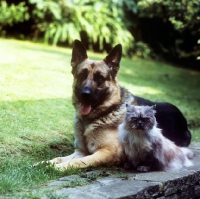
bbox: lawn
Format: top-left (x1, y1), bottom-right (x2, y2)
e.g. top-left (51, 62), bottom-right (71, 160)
top-left (0, 39), bottom-right (200, 197)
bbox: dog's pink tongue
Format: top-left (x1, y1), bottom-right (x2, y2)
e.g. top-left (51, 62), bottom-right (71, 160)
top-left (80, 104), bottom-right (91, 115)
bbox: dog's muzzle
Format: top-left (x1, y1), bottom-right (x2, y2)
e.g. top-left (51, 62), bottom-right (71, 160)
top-left (79, 86), bottom-right (93, 116)
top-left (81, 86), bottom-right (92, 104)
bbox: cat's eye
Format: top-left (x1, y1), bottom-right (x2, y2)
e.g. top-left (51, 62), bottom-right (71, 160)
top-left (131, 117), bottom-right (137, 121)
top-left (143, 118), bottom-right (149, 122)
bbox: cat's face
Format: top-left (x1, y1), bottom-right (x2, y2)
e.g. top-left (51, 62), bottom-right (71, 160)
top-left (125, 105), bottom-right (156, 131)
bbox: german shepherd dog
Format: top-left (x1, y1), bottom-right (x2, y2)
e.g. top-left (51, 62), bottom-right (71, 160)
top-left (47, 40), bottom-right (191, 170)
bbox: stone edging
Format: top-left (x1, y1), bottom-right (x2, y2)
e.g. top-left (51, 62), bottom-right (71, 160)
top-left (45, 143), bottom-right (200, 199)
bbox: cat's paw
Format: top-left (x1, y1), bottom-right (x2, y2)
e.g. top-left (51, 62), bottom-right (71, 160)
top-left (137, 166), bottom-right (150, 172)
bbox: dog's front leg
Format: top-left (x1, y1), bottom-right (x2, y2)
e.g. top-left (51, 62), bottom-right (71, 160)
top-left (33, 149), bottom-right (87, 167)
top-left (50, 121), bottom-right (88, 165)
top-left (49, 149), bottom-right (87, 164)
top-left (54, 147), bottom-right (119, 170)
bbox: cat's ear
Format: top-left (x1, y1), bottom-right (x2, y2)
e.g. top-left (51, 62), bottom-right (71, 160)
top-left (125, 104), bottom-right (134, 113)
top-left (125, 104), bottom-right (134, 110)
top-left (149, 104), bottom-right (156, 114)
top-left (125, 104), bottom-right (130, 112)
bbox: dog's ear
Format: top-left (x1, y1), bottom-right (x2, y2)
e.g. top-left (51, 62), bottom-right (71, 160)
top-left (71, 40), bottom-right (88, 68)
top-left (103, 44), bottom-right (122, 77)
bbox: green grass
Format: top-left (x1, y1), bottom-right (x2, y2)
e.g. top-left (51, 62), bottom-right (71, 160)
top-left (0, 39), bottom-right (200, 197)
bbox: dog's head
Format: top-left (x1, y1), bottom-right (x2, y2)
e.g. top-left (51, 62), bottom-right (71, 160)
top-left (71, 40), bottom-right (122, 116)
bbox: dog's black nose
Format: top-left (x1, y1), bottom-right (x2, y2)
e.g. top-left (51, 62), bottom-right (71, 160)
top-left (81, 87), bottom-right (92, 102)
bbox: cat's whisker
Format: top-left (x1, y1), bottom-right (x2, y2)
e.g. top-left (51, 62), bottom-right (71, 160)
top-left (132, 125), bottom-right (136, 129)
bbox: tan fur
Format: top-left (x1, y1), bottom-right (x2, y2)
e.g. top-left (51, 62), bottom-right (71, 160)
top-left (48, 49), bottom-right (128, 169)
top-left (72, 59), bottom-right (122, 117)
top-left (51, 127), bottom-right (122, 169)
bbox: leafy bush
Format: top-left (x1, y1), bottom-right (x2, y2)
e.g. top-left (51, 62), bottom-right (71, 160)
top-left (0, 1), bottom-right (29, 36)
top-left (1, 0), bottom-right (199, 66)
top-left (126, 0), bottom-right (200, 66)
top-left (29, 0), bottom-right (134, 54)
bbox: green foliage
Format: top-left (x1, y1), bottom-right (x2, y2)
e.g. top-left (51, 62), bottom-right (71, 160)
top-left (137, 0), bottom-right (200, 31)
top-left (0, 0), bottom-right (199, 66)
top-left (132, 0), bottom-right (200, 63)
top-left (132, 41), bottom-right (152, 59)
top-left (0, 1), bottom-right (29, 35)
top-left (29, 0), bottom-right (134, 54)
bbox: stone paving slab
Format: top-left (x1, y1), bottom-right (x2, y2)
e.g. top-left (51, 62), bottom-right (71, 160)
top-left (44, 143), bottom-right (200, 199)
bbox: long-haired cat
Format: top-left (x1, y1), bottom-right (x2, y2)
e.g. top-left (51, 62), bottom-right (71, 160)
top-left (118, 105), bottom-right (193, 172)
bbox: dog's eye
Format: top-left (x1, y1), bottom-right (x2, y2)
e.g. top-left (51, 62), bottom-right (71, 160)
top-left (94, 73), bottom-right (105, 84)
top-left (80, 73), bottom-right (87, 79)
top-left (98, 76), bottom-right (105, 83)
top-left (78, 69), bottom-right (88, 81)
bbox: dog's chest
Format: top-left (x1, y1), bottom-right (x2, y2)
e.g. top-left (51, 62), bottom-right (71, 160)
top-left (83, 124), bottom-right (102, 154)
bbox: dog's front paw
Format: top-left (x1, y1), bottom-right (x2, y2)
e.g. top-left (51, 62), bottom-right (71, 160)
top-left (53, 161), bottom-right (75, 171)
top-left (33, 160), bottom-right (71, 171)
top-left (53, 163), bottom-right (68, 171)
top-left (34, 157), bottom-right (64, 167)
top-left (54, 159), bottom-right (87, 170)
top-left (32, 160), bottom-right (53, 168)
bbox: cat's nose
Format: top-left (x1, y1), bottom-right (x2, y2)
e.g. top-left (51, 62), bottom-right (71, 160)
top-left (137, 120), bottom-right (143, 128)
top-left (138, 120), bottom-right (142, 125)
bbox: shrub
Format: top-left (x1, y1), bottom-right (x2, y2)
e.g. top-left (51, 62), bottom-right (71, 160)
top-left (29, 0), bottom-right (134, 55)
top-left (0, 1), bottom-right (29, 36)
top-left (126, 0), bottom-right (200, 66)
